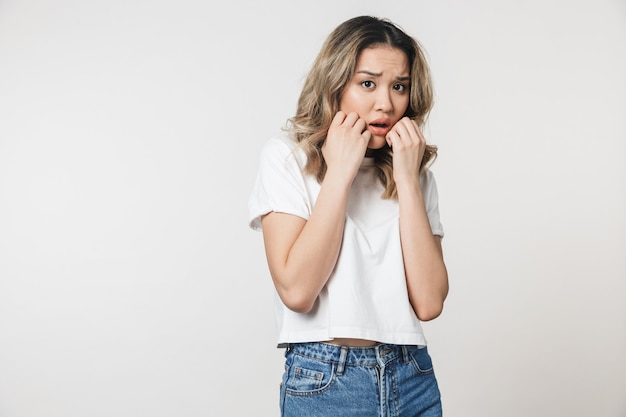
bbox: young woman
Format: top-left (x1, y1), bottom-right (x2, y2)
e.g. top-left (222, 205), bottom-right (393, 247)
top-left (248, 15), bottom-right (448, 417)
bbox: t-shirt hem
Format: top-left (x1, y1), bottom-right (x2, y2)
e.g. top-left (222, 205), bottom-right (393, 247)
top-left (249, 208), bottom-right (311, 231)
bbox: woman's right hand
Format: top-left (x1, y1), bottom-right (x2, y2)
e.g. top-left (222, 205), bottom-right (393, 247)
top-left (322, 111), bottom-right (371, 183)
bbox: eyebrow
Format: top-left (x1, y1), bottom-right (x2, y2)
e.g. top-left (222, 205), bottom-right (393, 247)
top-left (356, 70), bottom-right (410, 81)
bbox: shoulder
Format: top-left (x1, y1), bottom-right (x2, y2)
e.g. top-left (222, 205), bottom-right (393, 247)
top-left (258, 134), bottom-right (306, 168)
top-left (260, 134), bottom-right (298, 155)
top-left (419, 168), bottom-right (437, 188)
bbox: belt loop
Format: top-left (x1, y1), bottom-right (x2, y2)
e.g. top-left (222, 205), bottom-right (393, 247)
top-left (336, 346), bottom-right (348, 375)
top-left (401, 345), bottom-right (411, 364)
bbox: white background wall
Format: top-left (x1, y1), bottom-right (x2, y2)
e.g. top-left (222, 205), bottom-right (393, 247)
top-left (0, 0), bottom-right (624, 416)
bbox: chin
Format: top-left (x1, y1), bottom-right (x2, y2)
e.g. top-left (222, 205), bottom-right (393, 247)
top-left (367, 138), bottom-right (388, 150)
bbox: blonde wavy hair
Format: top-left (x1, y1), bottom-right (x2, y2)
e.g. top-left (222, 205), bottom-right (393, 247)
top-left (287, 15), bottom-right (436, 199)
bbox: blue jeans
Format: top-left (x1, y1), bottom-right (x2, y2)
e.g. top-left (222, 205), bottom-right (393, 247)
top-left (280, 342), bottom-right (442, 417)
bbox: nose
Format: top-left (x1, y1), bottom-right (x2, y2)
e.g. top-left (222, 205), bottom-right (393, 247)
top-left (375, 89), bottom-right (393, 112)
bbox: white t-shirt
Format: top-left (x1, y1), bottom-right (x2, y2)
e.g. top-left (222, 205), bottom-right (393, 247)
top-left (248, 135), bottom-right (444, 347)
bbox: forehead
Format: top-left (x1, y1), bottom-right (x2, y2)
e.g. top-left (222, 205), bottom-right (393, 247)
top-left (355, 46), bottom-right (409, 73)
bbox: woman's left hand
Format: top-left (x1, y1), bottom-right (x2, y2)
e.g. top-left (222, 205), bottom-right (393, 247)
top-left (386, 117), bottom-right (425, 186)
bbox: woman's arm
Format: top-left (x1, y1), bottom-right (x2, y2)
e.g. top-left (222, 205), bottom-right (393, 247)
top-left (261, 112), bottom-right (371, 313)
top-left (397, 182), bottom-right (448, 321)
top-left (387, 118), bottom-right (449, 321)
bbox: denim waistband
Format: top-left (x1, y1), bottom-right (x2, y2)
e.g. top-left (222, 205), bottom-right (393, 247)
top-left (286, 342), bottom-right (421, 369)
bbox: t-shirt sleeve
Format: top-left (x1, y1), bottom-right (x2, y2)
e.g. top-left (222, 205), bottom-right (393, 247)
top-left (248, 137), bottom-right (312, 231)
top-left (421, 170), bottom-right (445, 237)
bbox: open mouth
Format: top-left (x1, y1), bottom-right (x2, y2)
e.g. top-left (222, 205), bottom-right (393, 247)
top-left (368, 119), bottom-right (392, 136)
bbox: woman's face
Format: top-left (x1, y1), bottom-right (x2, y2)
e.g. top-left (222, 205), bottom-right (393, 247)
top-left (339, 46), bottom-right (410, 149)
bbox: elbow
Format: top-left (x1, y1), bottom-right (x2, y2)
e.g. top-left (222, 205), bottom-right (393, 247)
top-left (413, 297), bottom-right (445, 322)
top-left (411, 271), bottom-right (449, 322)
top-left (277, 289), bottom-right (317, 314)
top-left (284, 298), bottom-right (315, 314)
top-left (270, 270), bottom-right (321, 314)
top-left (416, 303), bottom-right (443, 321)
top-left (269, 269), bottom-right (318, 313)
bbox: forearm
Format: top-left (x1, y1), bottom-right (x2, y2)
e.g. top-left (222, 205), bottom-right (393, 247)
top-left (397, 181), bottom-right (449, 321)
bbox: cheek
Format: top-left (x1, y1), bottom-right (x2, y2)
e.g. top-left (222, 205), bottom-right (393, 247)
top-left (339, 89), bottom-right (363, 114)
top-left (394, 96), bottom-right (410, 115)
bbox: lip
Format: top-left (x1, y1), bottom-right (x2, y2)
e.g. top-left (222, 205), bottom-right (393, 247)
top-left (368, 118), bottom-right (392, 136)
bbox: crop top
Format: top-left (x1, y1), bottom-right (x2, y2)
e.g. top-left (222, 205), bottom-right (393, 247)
top-left (248, 135), bottom-right (444, 347)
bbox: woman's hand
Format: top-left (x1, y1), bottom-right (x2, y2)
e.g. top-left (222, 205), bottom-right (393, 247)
top-left (322, 111), bottom-right (371, 184)
top-left (386, 117), bottom-right (425, 187)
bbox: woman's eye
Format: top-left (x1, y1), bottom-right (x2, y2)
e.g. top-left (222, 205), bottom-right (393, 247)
top-left (394, 84), bottom-right (407, 92)
top-left (361, 80), bottom-right (375, 89)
